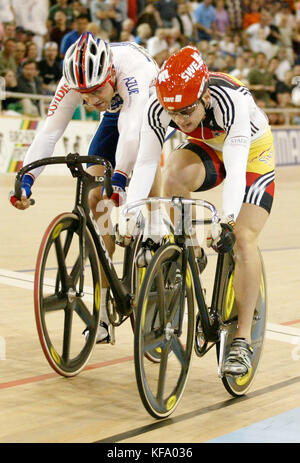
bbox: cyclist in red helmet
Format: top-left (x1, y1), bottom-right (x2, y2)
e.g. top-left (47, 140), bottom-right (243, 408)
top-left (123, 45), bottom-right (275, 377)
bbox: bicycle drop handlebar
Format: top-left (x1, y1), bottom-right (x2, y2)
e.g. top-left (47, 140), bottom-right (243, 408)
top-left (14, 153), bottom-right (113, 203)
top-left (122, 196), bottom-right (220, 225)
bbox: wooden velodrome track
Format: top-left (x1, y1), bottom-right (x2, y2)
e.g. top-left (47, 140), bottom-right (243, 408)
top-left (0, 163), bottom-right (300, 444)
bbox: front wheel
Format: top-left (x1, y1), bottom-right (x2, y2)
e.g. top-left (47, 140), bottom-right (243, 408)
top-left (217, 250), bottom-right (267, 396)
top-left (134, 243), bottom-right (195, 419)
top-left (34, 213), bottom-right (101, 377)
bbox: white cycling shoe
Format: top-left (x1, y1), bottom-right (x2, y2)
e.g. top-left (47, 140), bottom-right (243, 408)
top-left (83, 321), bottom-right (111, 344)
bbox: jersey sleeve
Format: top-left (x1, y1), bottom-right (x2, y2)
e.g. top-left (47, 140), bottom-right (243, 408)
top-left (22, 78), bottom-right (82, 179)
top-left (113, 61), bottom-right (158, 178)
top-left (126, 93), bottom-right (171, 204)
top-left (213, 88), bottom-right (251, 220)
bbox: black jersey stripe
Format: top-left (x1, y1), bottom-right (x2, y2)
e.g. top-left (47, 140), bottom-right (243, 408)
top-left (148, 99), bottom-right (165, 146)
top-left (210, 86), bottom-right (235, 130)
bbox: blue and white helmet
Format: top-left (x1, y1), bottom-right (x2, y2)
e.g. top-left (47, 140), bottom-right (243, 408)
top-left (63, 32), bottom-right (112, 91)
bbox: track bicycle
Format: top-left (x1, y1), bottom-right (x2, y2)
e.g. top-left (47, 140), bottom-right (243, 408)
top-left (122, 197), bottom-right (267, 419)
top-left (13, 153), bottom-right (148, 377)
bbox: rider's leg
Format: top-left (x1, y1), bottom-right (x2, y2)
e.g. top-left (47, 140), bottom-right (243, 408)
top-left (86, 164), bottom-right (114, 342)
top-left (233, 203), bottom-right (269, 343)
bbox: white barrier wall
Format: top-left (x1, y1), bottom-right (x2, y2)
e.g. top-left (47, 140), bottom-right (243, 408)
top-left (0, 116), bottom-right (299, 174)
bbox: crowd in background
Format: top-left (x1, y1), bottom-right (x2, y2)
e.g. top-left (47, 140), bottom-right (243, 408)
top-left (1, 0), bottom-right (300, 124)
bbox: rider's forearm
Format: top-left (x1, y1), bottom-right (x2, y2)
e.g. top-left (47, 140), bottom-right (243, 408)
top-left (222, 138), bottom-right (250, 220)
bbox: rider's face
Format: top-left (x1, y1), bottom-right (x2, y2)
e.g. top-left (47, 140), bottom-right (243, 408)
top-left (82, 82), bottom-right (114, 112)
top-left (81, 81), bottom-right (115, 112)
top-left (169, 89), bottom-right (210, 133)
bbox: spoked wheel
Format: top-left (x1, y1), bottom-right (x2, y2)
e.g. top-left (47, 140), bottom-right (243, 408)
top-left (217, 250), bottom-right (267, 395)
top-left (134, 243), bottom-right (195, 419)
top-left (34, 213), bottom-right (101, 377)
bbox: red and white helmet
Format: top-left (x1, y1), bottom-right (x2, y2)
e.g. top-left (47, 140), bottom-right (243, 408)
top-left (156, 46), bottom-right (209, 111)
top-left (63, 32), bottom-right (113, 92)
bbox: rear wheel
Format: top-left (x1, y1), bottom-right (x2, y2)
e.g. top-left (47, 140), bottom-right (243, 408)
top-left (34, 213), bottom-right (100, 377)
top-left (134, 243), bottom-right (195, 419)
top-left (217, 250), bottom-right (267, 395)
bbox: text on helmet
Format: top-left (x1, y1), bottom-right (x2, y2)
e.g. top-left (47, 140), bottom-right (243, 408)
top-left (181, 52), bottom-right (204, 83)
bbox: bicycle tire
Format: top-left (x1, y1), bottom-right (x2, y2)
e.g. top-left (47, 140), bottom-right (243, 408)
top-left (34, 213), bottom-right (101, 377)
top-left (134, 243), bottom-right (195, 419)
top-left (217, 249), bottom-right (267, 396)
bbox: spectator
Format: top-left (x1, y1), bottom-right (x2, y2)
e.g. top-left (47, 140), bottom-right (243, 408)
top-left (38, 42), bottom-right (61, 94)
top-left (127, 0), bottom-right (138, 24)
top-left (219, 32), bottom-right (235, 55)
top-left (205, 48), bottom-right (225, 71)
top-left (193, 0), bottom-right (216, 42)
top-left (155, 0), bottom-right (178, 28)
top-left (214, 0), bottom-right (229, 38)
top-left (0, 1), bottom-right (15, 25)
top-left (147, 34), bottom-right (169, 67)
top-left (247, 51), bottom-right (277, 107)
top-left (136, 2), bottom-right (163, 36)
top-left (49, 10), bottom-right (72, 51)
top-left (274, 1), bottom-right (296, 30)
top-left (60, 14), bottom-right (89, 58)
top-left (71, 1), bottom-right (91, 18)
top-left (135, 22), bottom-right (152, 46)
top-left (15, 26), bottom-right (28, 44)
top-left (88, 21), bottom-right (109, 40)
top-left (242, 0), bottom-right (261, 30)
top-left (0, 38), bottom-right (17, 74)
top-left (15, 41), bottom-right (26, 75)
top-left (13, 0), bottom-right (49, 60)
top-left (48, 0), bottom-right (75, 27)
top-left (120, 18), bottom-right (136, 42)
top-left (244, 9), bottom-right (279, 60)
top-left (3, 22), bottom-right (16, 41)
top-left (229, 55), bottom-right (250, 84)
top-left (0, 69), bottom-right (22, 113)
top-left (25, 42), bottom-right (39, 61)
top-left (174, 0), bottom-right (196, 41)
top-left (17, 59), bottom-right (43, 117)
top-left (90, 0), bottom-right (122, 40)
top-left (274, 47), bottom-right (292, 82)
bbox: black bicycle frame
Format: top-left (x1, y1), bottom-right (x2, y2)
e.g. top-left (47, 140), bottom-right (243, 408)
top-left (14, 153), bottom-right (133, 316)
top-left (171, 199), bottom-right (232, 344)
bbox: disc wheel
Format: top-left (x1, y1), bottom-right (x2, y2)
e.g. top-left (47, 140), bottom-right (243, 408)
top-left (134, 243), bottom-right (195, 419)
top-left (34, 213), bottom-right (101, 377)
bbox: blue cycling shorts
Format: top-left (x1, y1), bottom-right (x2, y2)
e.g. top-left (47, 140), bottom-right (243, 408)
top-left (88, 112), bottom-right (119, 169)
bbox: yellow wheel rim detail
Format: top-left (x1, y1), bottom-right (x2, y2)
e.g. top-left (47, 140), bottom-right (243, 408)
top-left (141, 299), bottom-right (148, 329)
top-left (166, 395), bottom-right (177, 411)
top-left (224, 273), bottom-right (235, 320)
top-left (186, 267), bottom-right (192, 289)
top-left (52, 223), bottom-right (63, 240)
top-left (235, 367), bottom-right (253, 385)
top-left (94, 282), bottom-right (100, 310)
top-left (50, 346), bottom-right (61, 365)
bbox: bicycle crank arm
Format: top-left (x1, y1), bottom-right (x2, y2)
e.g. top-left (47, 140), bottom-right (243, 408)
top-left (109, 324), bottom-right (116, 345)
top-left (217, 328), bottom-right (228, 378)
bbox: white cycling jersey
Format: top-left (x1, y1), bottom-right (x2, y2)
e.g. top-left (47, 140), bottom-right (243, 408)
top-left (23, 42), bottom-right (158, 179)
top-left (126, 72), bottom-right (271, 220)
